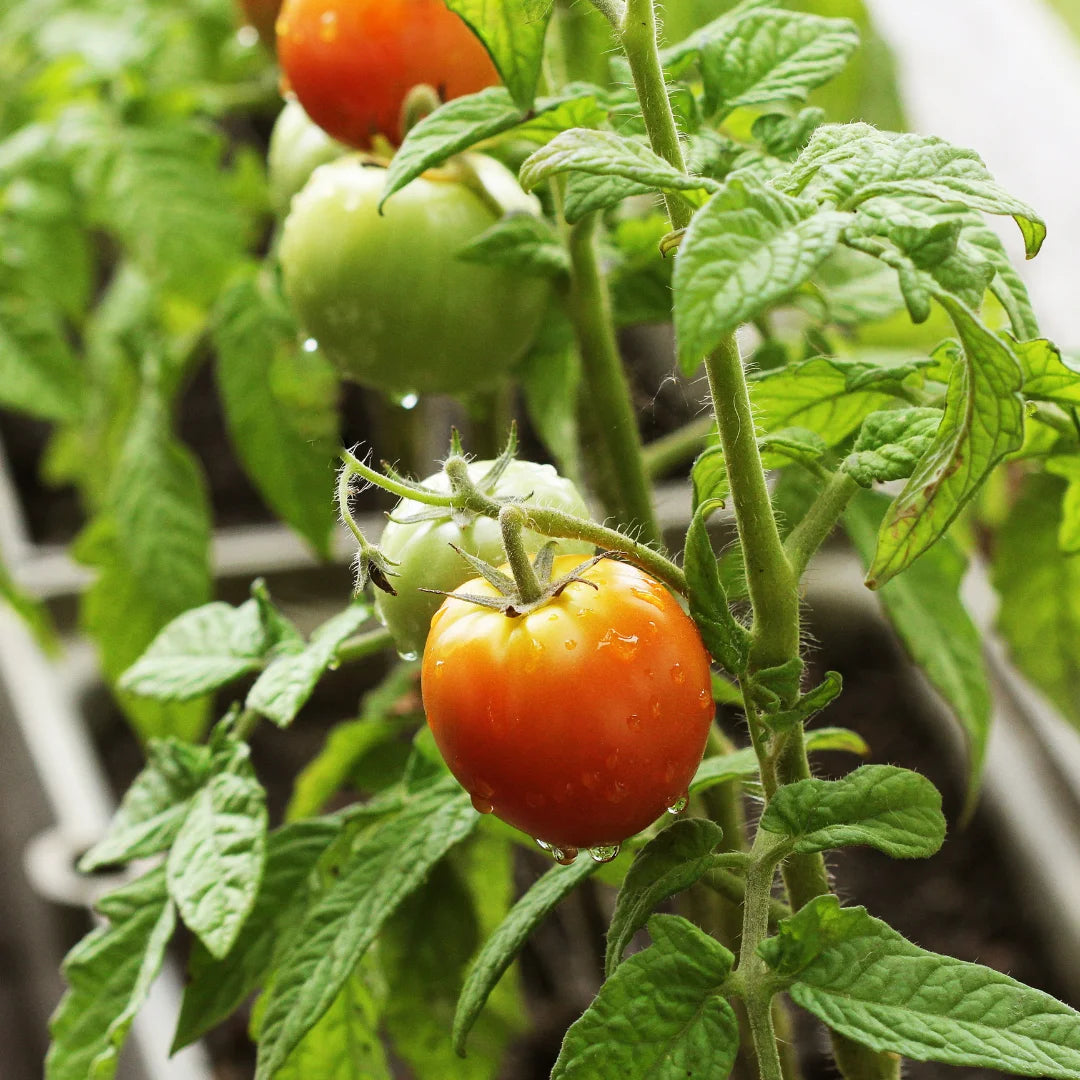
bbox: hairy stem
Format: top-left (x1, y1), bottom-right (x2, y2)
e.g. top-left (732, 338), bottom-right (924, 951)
top-left (704, 336), bottom-right (800, 673)
top-left (564, 213), bottom-right (660, 543)
top-left (784, 471), bottom-right (860, 579)
top-left (500, 506), bottom-right (544, 603)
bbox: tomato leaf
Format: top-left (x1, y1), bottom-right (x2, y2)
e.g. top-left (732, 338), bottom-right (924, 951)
top-left (381, 87), bottom-right (606, 207)
top-left (172, 820), bottom-right (341, 1052)
top-left (842, 407), bottom-right (943, 487)
top-left (605, 819), bottom-right (726, 976)
top-left (246, 602), bottom-right (372, 728)
top-left (76, 387), bottom-right (213, 742)
top-left (1014, 337), bottom-right (1080, 406)
top-left (845, 490), bottom-right (991, 808)
top-left (683, 507), bottom-right (751, 675)
top-left (778, 123), bottom-right (1045, 258)
top-left (214, 274), bottom-right (340, 558)
top-left (46, 869), bottom-right (176, 1080)
top-left (272, 960), bottom-right (391, 1080)
top-left (748, 355), bottom-right (930, 447)
top-left (868, 297), bottom-right (1024, 587)
top-left (457, 212), bottom-right (569, 277)
top-left (445, 0), bottom-right (551, 111)
top-left (758, 764), bottom-right (946, 858)
top-left (690, 727), bottom-right (870, 796)
top-left (761, 896), bottom-right (1080, 1077)
top-left (119, 581), bottom-right (301, 702)
top-left (696, 8), bottom-right (860, 118)
top-left (993, 473), bottom-right (1080, 730)
top-left (79, 739), bottom-right (212, 872)
top-left (519, 128), bottom-right (719, 200)
top-left (673, 175), bottom-right (849, 373)
top-left (285, 662), bottom-right (419, 822)
top-left (552, 914), bottom-right (738, 1079)
top-left (166, 736), bottom-right (268, 959)
top-left (454, 855), bottom-right (596, 1054)
top-left (385, 841), bottom-right (521, 1078)
top-left (253, 781), bottom-right (478, 1080)
top-left (0, 298), bottom-right (84, 421)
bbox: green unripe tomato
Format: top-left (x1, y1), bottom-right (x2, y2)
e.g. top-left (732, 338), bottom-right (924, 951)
top-left (375, 460), bottom-right (594, 658)
top-left (279, 154), bottom-right (550, 397)
top-left (268, 100), bottom-right (348, 216)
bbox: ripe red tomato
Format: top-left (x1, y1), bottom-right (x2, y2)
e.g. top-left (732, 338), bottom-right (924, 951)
top-left (276, 0), bottom-right (500, 149)
top-left (236, 0), bottom-right (281, 45)
top-left (421, 555), bottom-right (715, 854)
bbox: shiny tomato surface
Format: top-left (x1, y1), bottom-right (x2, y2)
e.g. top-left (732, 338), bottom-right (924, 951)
top-left (276, 0), bottom-right (499, 148)
top-left (421, 555), bottom-right (714, 850)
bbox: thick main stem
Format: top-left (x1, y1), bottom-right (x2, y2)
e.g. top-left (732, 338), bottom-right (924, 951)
top-left (704, 337), bottom-right (800, 673)
top-left (565, 213), bottom-right (660, 544)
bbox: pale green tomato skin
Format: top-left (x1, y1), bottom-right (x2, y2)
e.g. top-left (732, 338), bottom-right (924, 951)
top-left (279, 153), bottom-right (550, 397)
top-left (374, 460), bottom-right (594, 657)
top-left (268, 100), bottom-right (348, 216)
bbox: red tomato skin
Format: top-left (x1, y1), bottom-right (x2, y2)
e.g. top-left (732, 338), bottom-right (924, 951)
top-left (421, 556), bottom-right (715, 850)
top-left (276, 0), bottom-right (499, 149)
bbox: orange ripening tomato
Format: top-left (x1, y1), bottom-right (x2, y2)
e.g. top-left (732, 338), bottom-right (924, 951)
top-left (276, 0), bottom-right (499, 149)
top-left (421, 556), bottom-right (715, 855)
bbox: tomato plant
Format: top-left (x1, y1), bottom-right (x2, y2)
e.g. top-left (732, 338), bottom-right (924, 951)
top-left (16, 0), bottom-right (1080, 1079)
top-left (279, 153), bottom-right (550, 396)
top-left (276, 0), bottom-right (499, 148)
top-left (375, 459), bottom-right (593, 657)
top-left (267, 100), bottom-right (347, 215)
top-left (422, 554), bottom-right (714, 853)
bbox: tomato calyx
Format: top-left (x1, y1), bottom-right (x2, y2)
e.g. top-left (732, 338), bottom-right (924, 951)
top-left (426, 538), bottom-right (611, 619)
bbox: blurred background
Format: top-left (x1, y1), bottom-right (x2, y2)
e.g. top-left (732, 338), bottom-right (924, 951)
top-left (2, 0), bottom-right (1080, 1077)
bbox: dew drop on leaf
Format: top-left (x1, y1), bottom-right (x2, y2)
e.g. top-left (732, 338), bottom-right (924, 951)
top-left (551, 846), bottom-right (579, 865)
top-left (666, 794), bottom-right (689, 815)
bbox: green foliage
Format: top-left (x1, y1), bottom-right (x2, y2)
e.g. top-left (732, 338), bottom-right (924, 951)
top-left (253, 780), bottom-right (478, 1079)
top-left (605, 819), bottom-right (726, 975)
top-left (551, 915), bottom-right (739, 1079)
top-left (761, 896), bottom-right (1080, 1077)
top-left (47, 869), bottom-right (176, 1080)
top-left (758, 764), bottom-right (946, 857)
top-left (165, 733), bottom-right (268, 958)
top-left (246, 602), bottom-right (372, 728)
top-left (994, 473), bottom-right (1080, 730)
top-left (845, 491), bottom-right (992, 802)
top-left (454, 852), bottom-right (596, 1054)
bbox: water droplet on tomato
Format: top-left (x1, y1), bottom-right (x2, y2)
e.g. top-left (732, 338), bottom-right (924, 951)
top-left (629, 586), bottom-right (665, 611)
top-left (564, 638), bottom-right (577, 650)
top-left (698, 688), bottom-right (713, 710)
top-left (626, 712), bottom-right (642, 730)
top-left (535, 838), bottom-right (552, 851)
top-left (607, 780), bottom-right (628, 804)
top-left (523, 637), bottom-right (544, 673)
top-left (596, 628), bottom-right (639, 661)
top-left (551, 846), bottom-right (579, 865)
top-left (588, 844), bottom-right (620, 864)
top-left (670, 663), bottom-right (686, 684)
top-left (547, 611), bottom-right (559, 622)
top-left (651, 697), bottom-right (662, 720)
top-left (666, 794), bottom-right (689, 815)
top-left (470, 794), bottom-right (493, 815)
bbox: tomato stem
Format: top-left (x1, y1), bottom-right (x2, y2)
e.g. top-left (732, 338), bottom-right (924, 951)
top-left (784, 471), bottom-right (860, 579)
top-left (499, 505), bottom-right (544, 604)
top-left (563, 211), bottom-right (661, 545)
